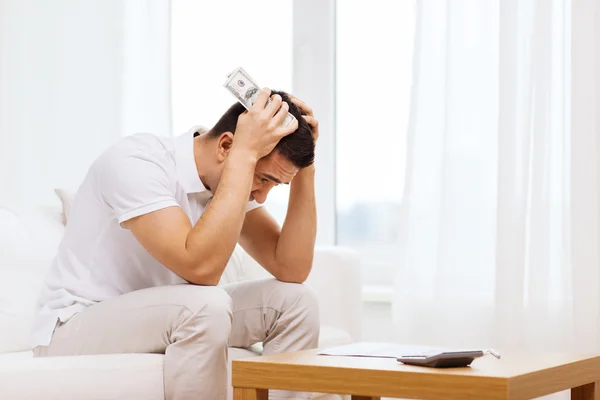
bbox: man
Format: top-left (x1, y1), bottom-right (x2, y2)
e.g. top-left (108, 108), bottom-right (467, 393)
top-left (31, 88), bottom-right (320, 400)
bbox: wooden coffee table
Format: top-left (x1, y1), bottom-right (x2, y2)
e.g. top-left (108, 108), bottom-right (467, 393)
top-left (232, 349), bottom-right (600, 399)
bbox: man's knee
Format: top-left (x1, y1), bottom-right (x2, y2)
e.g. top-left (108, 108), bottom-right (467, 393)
top-left (275, 281), bottom-right (320, 326)
top-left (170, 285), bottom-right (233, 342)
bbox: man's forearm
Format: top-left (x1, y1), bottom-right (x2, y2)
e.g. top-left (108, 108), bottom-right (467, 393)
top-left (185, 148), bottom-right (256, 283)
top-left (275, 165), bottom-right (317, 282)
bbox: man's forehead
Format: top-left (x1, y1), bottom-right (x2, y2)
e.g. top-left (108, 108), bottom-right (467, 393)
top-left (256, 152), bottom-right (298, 181)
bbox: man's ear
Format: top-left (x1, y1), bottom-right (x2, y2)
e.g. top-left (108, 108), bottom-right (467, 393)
top-left (216, 132), bottom-right (234, 162)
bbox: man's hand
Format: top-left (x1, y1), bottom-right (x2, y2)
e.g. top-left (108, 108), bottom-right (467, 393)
top-left (233, 88), bottom-right (299, 161)
top-left (290, 95), bottom-right (319, 143)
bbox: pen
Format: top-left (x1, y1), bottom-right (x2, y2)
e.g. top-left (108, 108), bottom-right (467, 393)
top-left (488, 349), bottom-right (501, 359)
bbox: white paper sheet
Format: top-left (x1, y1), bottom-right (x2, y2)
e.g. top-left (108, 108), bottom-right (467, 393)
top-left (318, 342), bottom-right (443, 358)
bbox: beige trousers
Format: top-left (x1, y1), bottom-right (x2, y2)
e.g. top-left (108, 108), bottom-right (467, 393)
top-left (33, 279), bottom-right (320, 400)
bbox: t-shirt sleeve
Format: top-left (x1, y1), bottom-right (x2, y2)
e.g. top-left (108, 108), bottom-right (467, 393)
top-left (97, 153), bottom-right (180, 225)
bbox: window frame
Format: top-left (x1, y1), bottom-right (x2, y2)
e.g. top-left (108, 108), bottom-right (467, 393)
top-left (292, 0), bottom-right (338, 246)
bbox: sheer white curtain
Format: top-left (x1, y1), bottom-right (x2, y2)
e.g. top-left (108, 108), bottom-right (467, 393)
top-left (0, 0), bottom-right (171, 206)
top-left (395, 0), bottom-right (600, 359)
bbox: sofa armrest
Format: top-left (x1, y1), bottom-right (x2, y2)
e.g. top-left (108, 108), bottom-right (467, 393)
top-left (306, 246), bottom-right (363, 341)
top-left (238, 245), bottom-right (363, 341)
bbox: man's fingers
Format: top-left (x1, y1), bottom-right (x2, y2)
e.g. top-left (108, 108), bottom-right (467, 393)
top-left (251, 87), bottom-right (271, 111)
top-left (302, 115), bottom-right (319, 130)
top-left (265, 94), bottom-right (283, 117)
top-left (271, 101), bottom-right (290, 129)
top-left (279, 116), bottom-right (299, 137)
top-left (290, 96), bottom-right (313, 117)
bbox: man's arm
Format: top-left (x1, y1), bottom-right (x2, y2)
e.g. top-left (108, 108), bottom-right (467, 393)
top-left (239, 164), bottom-right (316, 283)
top-left (239, 97), bottom-right (318, 283)
top-left (122, 90), bottom-right (297, 286)
top-left (123, 149), bottom-right (256, 286)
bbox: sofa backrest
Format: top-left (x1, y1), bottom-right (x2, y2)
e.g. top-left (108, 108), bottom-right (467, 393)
top-left (0, 205), bottom-right (65, 353)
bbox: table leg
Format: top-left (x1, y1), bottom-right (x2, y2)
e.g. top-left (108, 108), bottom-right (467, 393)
top-left (351, 396), bottom-right (381, 400)
top-left (572, 382), bottom-right (600, 400)
top-left (233, 387), bottom-right (268, 400)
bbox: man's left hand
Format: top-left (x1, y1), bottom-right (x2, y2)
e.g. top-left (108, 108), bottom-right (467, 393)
top-left (290, 96), bottom-right (319, 143)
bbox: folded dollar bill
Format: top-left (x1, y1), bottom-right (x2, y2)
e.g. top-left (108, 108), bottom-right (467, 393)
top-left (223, 67), bottom-right (296, 127)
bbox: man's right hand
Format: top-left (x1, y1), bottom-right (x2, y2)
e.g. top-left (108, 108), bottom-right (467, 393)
top-left (232, 88), bottom-right (298, 160)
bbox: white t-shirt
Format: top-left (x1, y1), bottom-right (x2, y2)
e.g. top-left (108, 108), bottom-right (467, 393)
top-left (31, 128), bottom-right (261, 348)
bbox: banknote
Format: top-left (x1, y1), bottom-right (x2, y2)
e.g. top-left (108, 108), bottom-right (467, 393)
top-left (224, 67), bottom-right (296, 127)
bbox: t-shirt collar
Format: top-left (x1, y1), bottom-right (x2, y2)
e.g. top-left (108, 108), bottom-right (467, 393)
top-left (174, 126), bottom-right (210, 194)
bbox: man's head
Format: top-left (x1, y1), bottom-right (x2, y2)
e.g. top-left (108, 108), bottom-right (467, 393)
top-left (200, 90), bottom-right (315, 204)
top-left (208, 90), bottom-right (314, 168)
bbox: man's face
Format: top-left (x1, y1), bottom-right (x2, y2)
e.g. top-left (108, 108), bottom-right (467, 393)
top-left (250, 151), bottom-right (299, 204)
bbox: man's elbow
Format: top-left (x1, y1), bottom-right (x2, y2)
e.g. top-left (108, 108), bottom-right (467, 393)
top-left (181, 259), bottom-right (224, 286)
top-left (275, 264), bottom-right (312, 284)
top-left (188, 274), bottom-right (221, 286)
top-left (278, 276), bottom-right (308, 284)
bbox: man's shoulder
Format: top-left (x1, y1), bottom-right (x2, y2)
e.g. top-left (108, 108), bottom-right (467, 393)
top-left (89, 133), bottom-right (176, 189)
top-left (110, 132), bottom-right (172, 156)
top-left (95, 133), bottom-right (173, 167)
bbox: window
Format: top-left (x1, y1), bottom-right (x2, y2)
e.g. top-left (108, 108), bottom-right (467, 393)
top-left (170, 0), bottom-right (293, 224)
top-left (336, 1), bottom-right (415, 284)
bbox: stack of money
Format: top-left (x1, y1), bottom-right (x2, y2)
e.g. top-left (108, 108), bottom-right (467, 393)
top-left (223, 67), bottom-right (296, 127)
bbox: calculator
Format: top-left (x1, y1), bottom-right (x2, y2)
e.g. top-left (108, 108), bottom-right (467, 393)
top-left (397, 350), bottom-right (485, 368)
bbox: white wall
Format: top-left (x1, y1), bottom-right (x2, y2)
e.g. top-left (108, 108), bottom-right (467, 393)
top-left (0, 1), bottom-right (125, 205)
top-left (0, 1), bottom-right (171, 206)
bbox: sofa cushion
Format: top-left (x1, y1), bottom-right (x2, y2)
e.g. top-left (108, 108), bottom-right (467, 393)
top-left (0, 266), bottom-right (46, 354)
top-left (54, 188), bottom-right (75, 225)
top-left (0, 206), bottom-right (65, 353)
top-left (0, 206), bottom-right (64, 264)
top-left (0, 349), bottom-right (347, 400)
top-left (0, 351), bottom-right (164, 400)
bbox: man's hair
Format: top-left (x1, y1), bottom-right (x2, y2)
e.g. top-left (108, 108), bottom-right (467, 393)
top-left (207, 90), bottom-right (315, 169)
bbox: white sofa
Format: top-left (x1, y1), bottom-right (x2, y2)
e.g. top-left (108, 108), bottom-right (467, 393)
top-left (0, 202), bottom-right (363, 399)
